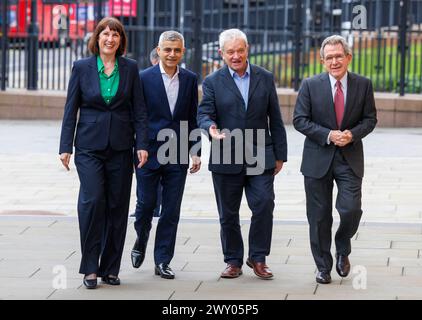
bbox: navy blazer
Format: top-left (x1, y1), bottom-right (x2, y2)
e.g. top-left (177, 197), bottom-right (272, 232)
top-left (293, 72), bottom-right (377, 178)
top-left (59, 55), bottom-right (148, 154)
top-left (139, 64), bottom-right (200, 169)
top-left (197, 64), bottom-right (288, 174)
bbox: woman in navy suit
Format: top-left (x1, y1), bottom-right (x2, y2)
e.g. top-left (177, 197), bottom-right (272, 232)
top-left (59, 17), bottom-right (148, 289)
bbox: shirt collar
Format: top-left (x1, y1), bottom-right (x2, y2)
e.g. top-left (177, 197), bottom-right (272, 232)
top-left (229, 61), bottom-right (250, 79)
top-left (97, 55), bottom-right (118, 75)
top-left (328, 72), bottom-right (348, 90)
top-left (159, 61), bottom-right (180, 79)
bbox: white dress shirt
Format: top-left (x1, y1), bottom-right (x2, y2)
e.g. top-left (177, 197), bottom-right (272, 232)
top-left (159, 61), bottom-right (180, 115)
top-left (328, 72), bottom-right (348, 107)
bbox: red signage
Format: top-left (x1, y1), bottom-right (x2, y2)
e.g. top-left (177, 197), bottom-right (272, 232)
top-left (108, 0), bottom-right (137, 17)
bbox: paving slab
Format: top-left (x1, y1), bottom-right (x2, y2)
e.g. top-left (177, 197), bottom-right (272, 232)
top-left (1, 122), bottom-right (422, 300)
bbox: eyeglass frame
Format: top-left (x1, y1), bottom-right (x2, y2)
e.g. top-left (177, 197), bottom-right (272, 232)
top-left (323, 53), bottom-right (350, 63)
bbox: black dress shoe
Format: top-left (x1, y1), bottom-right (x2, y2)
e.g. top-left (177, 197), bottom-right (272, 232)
top-left (83, 277), bottom-right (97, 289)
top-left (316, 271), bottom-right (332, 284)
top-left (101, 275), bottom-right (121, 286)
top-left (336, 254), bottom-right (351, 277)
top-left (131, 237), bottom-right (146, 268)
top-left (154, 263), bottom-right (175, 279)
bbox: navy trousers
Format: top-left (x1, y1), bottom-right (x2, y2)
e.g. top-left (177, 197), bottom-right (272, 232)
top-left (134, 164), bottom-right (187, 265)
top-left (74, 146), bottom-right (133, 276)
top-left (212, 169), bottom-right (275, 267)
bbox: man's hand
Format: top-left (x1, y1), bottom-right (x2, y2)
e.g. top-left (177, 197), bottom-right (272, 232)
top-left (330, 130), bottom-right (353, 147)
top-left (137, 150), bottom-right (148, 168)
top-left (189, 155), bottom-right (201, 174)
top-left (273, 160), bottom-right (284, 176)
top-left (60, 153), bottom-right (71, 171)
top-left (336, 130), bottom-right (353, 147)
top-left (342, 130), bottom-right (353, 144)
top-left (329, 130), bottom-right (343, 145)
top-left (209, 125), bottom-right (226, 140)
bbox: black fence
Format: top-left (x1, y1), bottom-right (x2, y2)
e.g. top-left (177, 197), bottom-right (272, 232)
top-left (0, 0), bottom-right (421, 95)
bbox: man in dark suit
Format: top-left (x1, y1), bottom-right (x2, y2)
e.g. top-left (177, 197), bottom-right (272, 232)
top-left (130, 48), bottom-right (162, 218)
top-left (197, 28), bottom-right (287, 280)
top-left (131, 31), bottom-right (201, 279)
top-left (147, 47), bottom-right (162, 218)
top-left (293, 35), bottom-right (377, 284)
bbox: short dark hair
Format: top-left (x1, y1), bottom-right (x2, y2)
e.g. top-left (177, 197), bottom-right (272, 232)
top-left (88, 17), bottom-right (127, 56)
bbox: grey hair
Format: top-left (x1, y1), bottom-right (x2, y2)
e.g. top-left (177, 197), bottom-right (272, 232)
top-left (320, 35), bottom-right (352, 59)
top-left (219, 28), bottom-right (248, 51)
top-left (158, 30), bottom-right (185, 48)
top-left (149, 48), bottom-right (159, 63)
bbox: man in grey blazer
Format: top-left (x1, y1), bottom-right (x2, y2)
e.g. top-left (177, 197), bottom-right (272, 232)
top-left (198, 29), bottom-right (287, 280)
top-left (293, 35), bottom-right (377, 284)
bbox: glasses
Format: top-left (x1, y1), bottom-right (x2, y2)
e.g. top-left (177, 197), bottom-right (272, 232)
top-left (324, 54), bottom-right (346, 63)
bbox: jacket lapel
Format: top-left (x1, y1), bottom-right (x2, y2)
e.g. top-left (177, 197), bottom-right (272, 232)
top-left (109, 56), bottom-right (126, 107)
top-left (248, 64), bottom-right (260, 102)
top-left (341, 72), bottom-right (355, 129)
top-left (172, 68), bottom-right (187, 119)
top-left (152, 64), bottom-right (173, 119)
top-left (220, 66), bottom-right (245, 104)
top-left (320, 72), bottom-right (338, 128)
top-left (88, 56), bottom-right (104, 105)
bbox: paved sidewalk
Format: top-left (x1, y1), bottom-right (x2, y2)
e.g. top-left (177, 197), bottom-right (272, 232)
top-left (1, 217), bottom-right (422, 300)
top-left (1, 121), bottom-right (422, 223)
top-left (0, 120), bottom-right (422, 299)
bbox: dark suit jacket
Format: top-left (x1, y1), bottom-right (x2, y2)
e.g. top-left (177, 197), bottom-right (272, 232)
top-left (293, 72), bottom-right (377, 179)
top-left (59, 55), bottom-right (148, 154)
top-left (197, 64), bottom-right (288, 174)
top-left (139, 64), bottom-right (200, 170)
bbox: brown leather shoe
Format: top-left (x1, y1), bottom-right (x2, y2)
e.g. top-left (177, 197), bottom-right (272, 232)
top-left (246, 259), bottom-right (274, 279)
top-left (220, 264), bottom-right (243, 279)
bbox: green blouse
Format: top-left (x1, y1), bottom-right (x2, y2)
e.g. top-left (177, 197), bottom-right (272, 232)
top-left (97, 56), bottom-right (120, 105)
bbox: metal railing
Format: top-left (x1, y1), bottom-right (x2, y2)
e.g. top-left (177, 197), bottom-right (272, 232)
top-left (0, 0), bottom-right (421, 95)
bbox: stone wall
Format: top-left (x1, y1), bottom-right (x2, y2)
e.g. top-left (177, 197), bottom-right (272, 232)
top-left (1, 88), bottom-right (421, 127)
